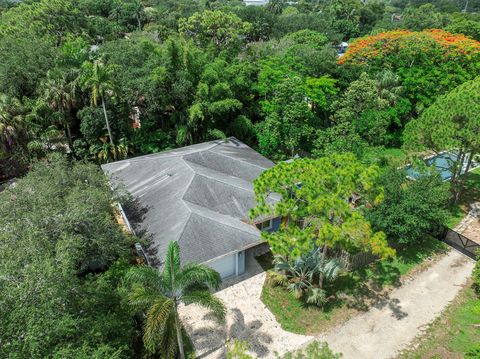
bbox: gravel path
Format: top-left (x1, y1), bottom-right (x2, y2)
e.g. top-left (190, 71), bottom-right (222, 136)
top-left (314, 250), bottom-right (475, 359)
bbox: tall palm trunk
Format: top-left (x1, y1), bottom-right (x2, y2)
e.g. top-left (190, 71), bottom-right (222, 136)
top-left (174, 306), bottom-right (185, 359)
top-left (318, 242), bottom-right (328, 289)
top-left (60, 104), bottom-right (73, 150)
top-left (101, 95), bottom-right (114, 147)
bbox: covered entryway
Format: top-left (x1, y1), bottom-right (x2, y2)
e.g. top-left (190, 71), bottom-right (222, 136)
top-left (206, 250), bottom-right (247, 279)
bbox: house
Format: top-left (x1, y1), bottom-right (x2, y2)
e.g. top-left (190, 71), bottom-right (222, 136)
top-left (102, 138), bottom-right (280, 279)
top-left (244, 0), bottom-right (269, 5)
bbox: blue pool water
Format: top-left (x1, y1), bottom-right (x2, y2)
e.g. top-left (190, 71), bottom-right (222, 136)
top-left (405, 151), bottom-right (477, 181)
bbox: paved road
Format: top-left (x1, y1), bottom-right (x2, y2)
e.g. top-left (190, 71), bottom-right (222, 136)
top-left (315, 250), bottom-right (475, 359)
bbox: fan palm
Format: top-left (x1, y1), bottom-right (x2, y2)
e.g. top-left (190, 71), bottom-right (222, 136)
top-left (274, 249), bottom-right (343, 306)
top-left (41, 71), bottom-right (76, 147)
top-left (125, 241), bottom-right (226, 359)
top-left (0, 94), bottom-right (25, 155)
top-left (79, 59), bottom-right (116, 147)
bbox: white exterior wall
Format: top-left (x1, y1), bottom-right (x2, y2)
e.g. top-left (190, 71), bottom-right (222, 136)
top-left (207, 251), bottom-right (246, 279)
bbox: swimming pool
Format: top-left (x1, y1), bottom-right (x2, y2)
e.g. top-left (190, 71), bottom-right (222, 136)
top-left (405, 151), bottom-right (479, 181)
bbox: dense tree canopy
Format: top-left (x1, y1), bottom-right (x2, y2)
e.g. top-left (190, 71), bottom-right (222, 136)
top-left (339, 29), bottom-right (480, 110)
top-left (404, 76), bottom-right (480, 201)
top-left (251, 153), bottom-right (394, 260)
top-left (1, 0), bottom-right (479, 175)
top-left (0, 156), bottom-right (136, 358)
top-left (367, 168), bottom-right (449, 244)
top-left (1, 0), bottom-right (480, 355)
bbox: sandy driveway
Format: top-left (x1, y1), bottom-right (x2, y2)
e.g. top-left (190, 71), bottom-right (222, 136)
top-left (181, 249), bottom-right (474, 358)
top-left (314, 250), bottom-right (475, 359)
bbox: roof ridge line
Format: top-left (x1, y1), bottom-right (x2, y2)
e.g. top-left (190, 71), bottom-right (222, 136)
top-left (174, 211), bottom-right (194, 244)
top-left (207, 145), bottom-right (272, 170)
top-left (171, 157), bottom-right (197, 243)
top-left (184, 200), bottom-right (259, 237)
top-left (188, 170), bottom-right (254, 193)
top-left (103, 140), bottom-right (227, 166)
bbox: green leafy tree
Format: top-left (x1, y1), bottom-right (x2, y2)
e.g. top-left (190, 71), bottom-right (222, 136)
top-left (251, 153), bottom-right (395, 288)
top-left (0, 95), bottom-right (27, 161)
top-left (179, 10), bottom-right (252, 52)
top-left (0, 156), bottom-right (135, 358)
top-left (124, 241), bottom-right (226, 359)
top-left (404, 77), bottom-right (480, 202)
top-left (266, 0), bottom-right (287, 15)
top-left (256, 76), bottom-right (315, 158)
top-left (80, 59), bottom-right (117, 147)
top-left (313, 122), bottom-right (367, 158)
top-left (445, 14), bottom-right (480, 41)
top-left (331, 71), bottom-right (409, 146)
top-left (182, 58), bottom-right (256, 145)
top-left (366, 168), bottom-right (449, 244)
top-left (256, 54), bottom-right (337, 158)
top-left (0, 0), bottom-right (82, 42)
top-left (0, 33), bottom-right (56, 98)
top-left (401, 4), bottom-right (449, 31)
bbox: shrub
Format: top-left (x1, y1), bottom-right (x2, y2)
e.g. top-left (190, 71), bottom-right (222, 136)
top-left (472, 257), bottom-right (480, 295)
top-left (465, 344), bottom-right (480, 358)
top-left (282, 342), bottom-right (342, 359)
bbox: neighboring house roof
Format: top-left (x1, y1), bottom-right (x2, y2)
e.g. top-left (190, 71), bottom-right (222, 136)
top-left (102, 137), bottom-right (275, 266)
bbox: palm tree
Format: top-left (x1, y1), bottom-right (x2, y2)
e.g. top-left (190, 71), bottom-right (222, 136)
top-left (375, 70), bottom-right (403, 106)
top-left (41, 71), bottom-right (76, 148)
top-left (79, 59), bottom-right (116, 147)
top-left (0, 94), bottom-right (25, 155)
top-left (125, 241), bottom-right (226, 359)
top-left (274, 249), bottom-right (343, 307)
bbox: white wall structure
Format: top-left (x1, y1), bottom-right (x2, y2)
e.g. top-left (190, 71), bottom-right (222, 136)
top-left (244, 0), bottom-right (269, 6)
top-left (207, 251), bottom-right (246, 279)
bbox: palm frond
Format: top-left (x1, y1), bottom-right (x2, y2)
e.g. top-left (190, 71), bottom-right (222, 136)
top-left (182, 290), bottom-right (226, 322)
top-left (127, 285), bottom-right (160, 310)
top-left (124, 265), bottom-right (162, 291)
top-left (177, 263), bottom-right (222, 291)
top-left (287, 279), bottom-right (310, 298)
top-left (305, 287), bottom-right (327, 307)
top-left (266, 271), bottom-right (288, 287)
top-left (161, 241), bottom-right (181, 289)
top-left (143, 297), bottom-right (175, 354)
top-left (322, 259), bottom-right (344, 282)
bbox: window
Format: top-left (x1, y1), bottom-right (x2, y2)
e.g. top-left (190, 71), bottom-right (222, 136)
top-left (256, 219), bottom-right (273, 231)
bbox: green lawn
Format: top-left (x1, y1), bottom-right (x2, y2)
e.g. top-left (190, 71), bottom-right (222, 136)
top-left (258, 237), bottom-right (447, 335)
top-left (399, 285), bottom-right (480, 358)
top-left (348, 237), bottom-right (448, 287)
top-left (363, 147), bottom-right (408, 166)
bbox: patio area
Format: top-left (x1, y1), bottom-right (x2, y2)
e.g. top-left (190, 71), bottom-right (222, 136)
top-left (179, 249), bottom-right (312, 358)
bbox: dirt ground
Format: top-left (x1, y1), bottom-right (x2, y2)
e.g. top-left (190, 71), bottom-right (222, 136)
top-left (457, 203), bottom-right (480, 243)
top-left (311, 250), bottom-right (474, 359)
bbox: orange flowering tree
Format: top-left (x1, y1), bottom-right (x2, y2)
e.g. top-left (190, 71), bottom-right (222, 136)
top-left (339, 29), bottom-right (480, 110)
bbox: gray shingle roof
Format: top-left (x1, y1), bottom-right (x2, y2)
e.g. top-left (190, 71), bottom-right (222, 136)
top-left (102, 137), bottom-right (274, 265)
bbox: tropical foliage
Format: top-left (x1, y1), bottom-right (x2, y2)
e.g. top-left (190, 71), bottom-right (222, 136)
top-left (2, 0), bottom-right (480, 355)
top-left (339, 29), bottom-right (480, 110)
top-left (124, 241), bottom-right (225, 358)
top-left (0, 155), bottom-right (136, 358)
top-left (251, 153), bottom-right (395, 305)
top-left (403, 76), bottom-right (480, 202)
